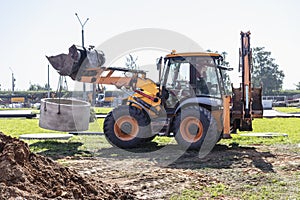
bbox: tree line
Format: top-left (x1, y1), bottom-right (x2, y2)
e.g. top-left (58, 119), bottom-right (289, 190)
top-left (2, 48), bottom-right (298, 95)
top-left (59, 48), bottom-right (298, 95)
top-left (219, 47), bottom-right (298, 95)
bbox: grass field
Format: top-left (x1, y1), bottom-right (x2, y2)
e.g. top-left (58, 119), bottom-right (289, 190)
top-left (0, 107), bottom-right (299, 144)
top-left (0, 106), bottom-right (299, 155)
top-left (223, 117), bottom-right (300, 145)
top-left (0, 114), bottom-right (299, 156)
top-left (274, 106), bottom-right (300, 113)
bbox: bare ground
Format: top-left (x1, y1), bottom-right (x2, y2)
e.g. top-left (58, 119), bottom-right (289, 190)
top-left (0, 133), bottom-right (134, 200)
top-left (1, 132), bottom-right (299, 199)
top-left (65, 142), bottom-right (300, 199)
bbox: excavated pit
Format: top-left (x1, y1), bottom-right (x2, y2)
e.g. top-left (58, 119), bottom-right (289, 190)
top-left (0, 132), bottom-right (134, 200)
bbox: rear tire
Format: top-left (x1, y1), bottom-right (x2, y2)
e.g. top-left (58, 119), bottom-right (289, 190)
top-left (174, 106), bottom-right (220, 154)
top-left (104, 105), bottom-right (151, 149)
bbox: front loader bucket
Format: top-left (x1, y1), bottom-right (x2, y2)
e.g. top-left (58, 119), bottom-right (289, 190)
top-left (47, 45), bottom-right (105, 80)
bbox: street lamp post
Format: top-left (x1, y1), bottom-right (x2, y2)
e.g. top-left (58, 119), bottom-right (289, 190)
top-left (75, 13), bottom-right (89, 102)
top-left (75, 13), bottom-right (89, 47)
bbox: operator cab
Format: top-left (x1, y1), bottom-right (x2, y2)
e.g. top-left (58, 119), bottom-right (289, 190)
top-left (158, 51), bottom-right (228, 108)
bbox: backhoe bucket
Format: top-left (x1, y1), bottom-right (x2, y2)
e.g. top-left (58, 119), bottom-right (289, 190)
top-left (47, 45), bottom-right (105, 80)
top-left (252, 87), bottom-right (263, 118)
top-left (231, 85), bottom-right (263, 132)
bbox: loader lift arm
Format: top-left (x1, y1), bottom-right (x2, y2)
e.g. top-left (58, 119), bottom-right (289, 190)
top-left (79, 66), bottom-right (161, 109)
top-left (47, 48), bottom-right (162, 116)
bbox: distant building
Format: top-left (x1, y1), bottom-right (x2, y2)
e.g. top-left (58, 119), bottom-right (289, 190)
top-left (262, 96), bottom-right (287, 107)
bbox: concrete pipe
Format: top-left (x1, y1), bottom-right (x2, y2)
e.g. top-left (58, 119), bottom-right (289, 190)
top-left (39, 98), bottom-right (90, 131)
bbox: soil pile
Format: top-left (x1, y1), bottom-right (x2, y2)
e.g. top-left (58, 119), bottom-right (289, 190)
top-left (0, 133), bottom-right (134, 200)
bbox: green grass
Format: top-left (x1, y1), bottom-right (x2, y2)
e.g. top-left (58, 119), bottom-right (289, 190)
top-left (171, 178), bottom-right (300, 200)
top-left (171, 183), bottom-right (228, 200)
top-left (27, 135), bottom-right (110, 159)
top-left (0, 109), bottom-right (299, 161)
top-left (0, 117), bottom-right (106, 158)
top-left (0, 118), bottom-right (59, 138)
top-left (223, 118), bottom-right (300, 145)
top-left (92, 107), bottom-right (112, 113)
top-left (1, 117), bottom-right (299, 153)
top-left (153, 135), bottom-right (176, 145)
top-left (274, 106), bottom-right (300, 113)
top-left (0, 107), bottom-right (111, 113)
top-left (0, 107), bottom-right (37, 110)
top-left (170, 189), bottom-right (204, 200)
top-left (152, 117), bottom-right (300, 147)
top-left (0, 118), bottom-right (104, 137)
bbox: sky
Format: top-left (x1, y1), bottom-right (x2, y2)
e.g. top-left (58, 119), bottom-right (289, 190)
top-left (0, 0), bottom-right (299, 91)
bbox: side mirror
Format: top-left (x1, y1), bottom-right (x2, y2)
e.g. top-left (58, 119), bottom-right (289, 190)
top-left (217, 56), bottom-right (224, 66)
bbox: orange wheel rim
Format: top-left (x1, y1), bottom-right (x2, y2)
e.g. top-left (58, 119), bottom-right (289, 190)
top-left (180, 117), bottom-right (203, 143)
top-left (114, 115), bottom-right (139, 141)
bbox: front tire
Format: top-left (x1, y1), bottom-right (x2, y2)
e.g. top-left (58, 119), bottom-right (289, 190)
top-left (104, 105), bottom-right (151, 149)
top-left (174, 106), bottom-right (220, 154)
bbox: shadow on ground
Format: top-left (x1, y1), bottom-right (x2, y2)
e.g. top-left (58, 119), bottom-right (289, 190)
top-left (95, 142), bottom-right (276, 172)
top-left (169, 144), bottom-right (275, 172)
top-left (29, 141), bottom-right (90, 160)
top-left (29, 139), bottom-right (276, 172)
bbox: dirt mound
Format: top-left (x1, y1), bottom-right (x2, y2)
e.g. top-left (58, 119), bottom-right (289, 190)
top-left (0, 133), bottom-right (134, 200)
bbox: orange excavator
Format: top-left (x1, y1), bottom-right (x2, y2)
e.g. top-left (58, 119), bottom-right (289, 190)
top-left (47, 31), bottom-right (263, 150)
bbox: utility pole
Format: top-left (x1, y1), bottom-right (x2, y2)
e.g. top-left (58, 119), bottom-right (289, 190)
top-left (9, 67), bottom-right (15, 94)
top-left (75, 13), bottom-right (90, 102)
top-left (47, 64), bottom-right (50, 98)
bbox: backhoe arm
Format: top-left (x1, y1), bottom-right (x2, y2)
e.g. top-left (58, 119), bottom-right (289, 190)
top-left (47, 45), bottom-right (161, 114)
top-left (231, 32), bottom-right (263, 132)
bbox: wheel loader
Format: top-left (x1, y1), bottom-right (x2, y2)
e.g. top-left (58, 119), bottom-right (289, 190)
top-left (46, 31), bottom-right (263, 150)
